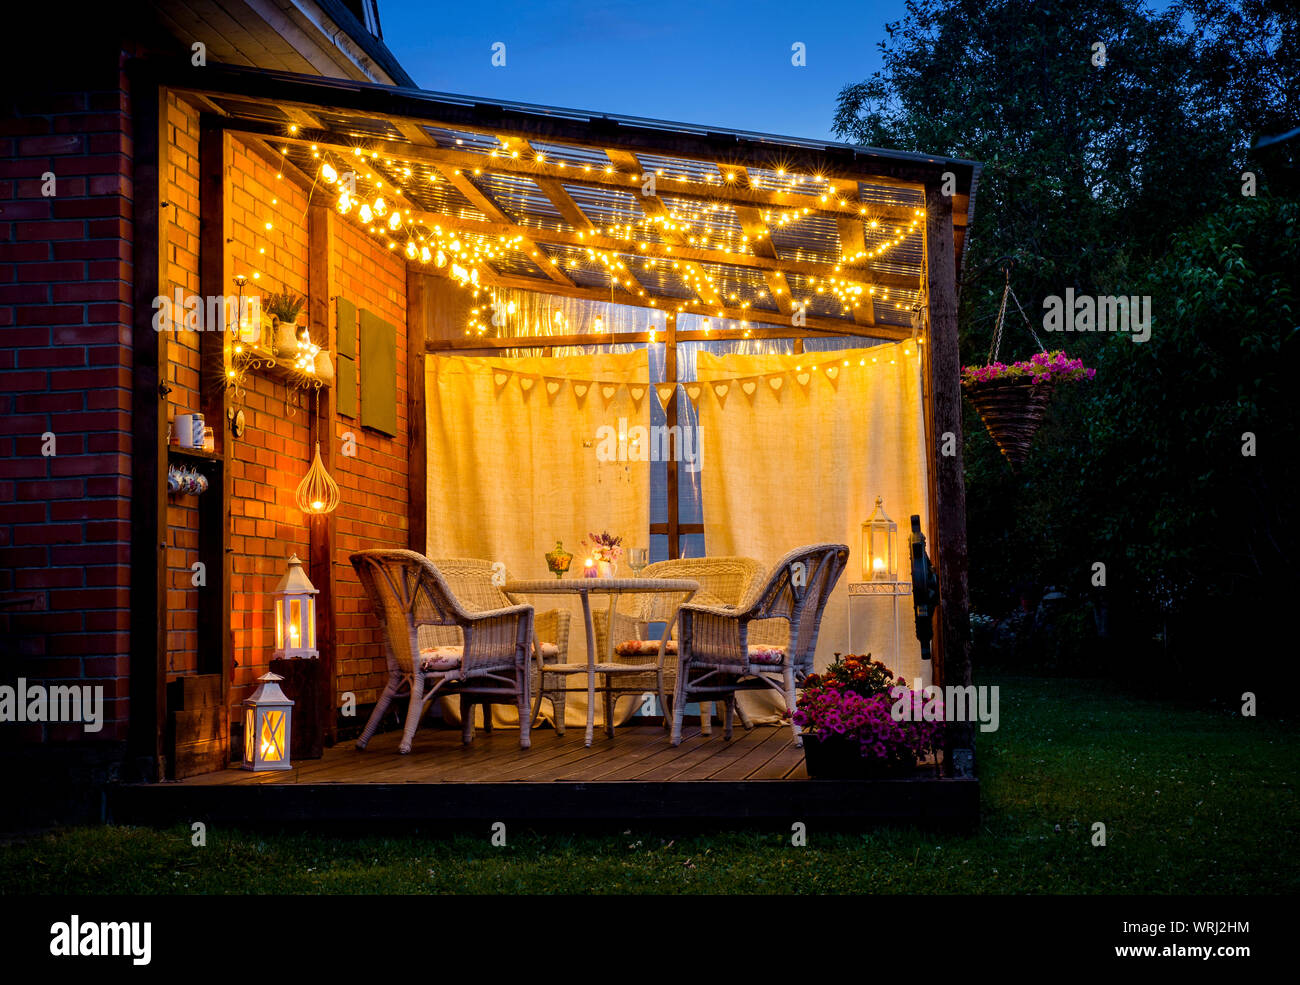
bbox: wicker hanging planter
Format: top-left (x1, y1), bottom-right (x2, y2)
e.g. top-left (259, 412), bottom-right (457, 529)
top-left (963, 378), bottom-right (1054, 469)
top-left (962, 261), bottom-right (1093, 470)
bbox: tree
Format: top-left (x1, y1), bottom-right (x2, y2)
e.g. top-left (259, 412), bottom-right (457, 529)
top-left (832, 0), bottom-right (1299, 688)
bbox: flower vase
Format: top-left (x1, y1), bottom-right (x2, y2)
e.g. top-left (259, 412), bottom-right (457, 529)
top-left (596, 557), bottom-right (617, 579)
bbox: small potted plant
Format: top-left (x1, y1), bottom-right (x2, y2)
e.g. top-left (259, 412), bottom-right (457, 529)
top-left (263, 290), bottom-right (307, 356)
top-left (793, 654), bottom-right (942, 778)
top-left (961, 350), bottom-right (1094, 468)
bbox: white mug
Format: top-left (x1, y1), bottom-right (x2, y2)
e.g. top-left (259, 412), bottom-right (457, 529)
top-left (175, 414), bottom-right (195, 447)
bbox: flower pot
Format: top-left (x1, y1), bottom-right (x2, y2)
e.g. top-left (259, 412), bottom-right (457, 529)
top-left (801, 734), bottom-right (915, 779)
top-left (314, 349), bottom-right (334, 384)
top-left (963, 379), bottom-right (1055, 470)
top-left (274, 317), bottom-right (301, 356)
top-left (596, 559), bottom-right (617, 578)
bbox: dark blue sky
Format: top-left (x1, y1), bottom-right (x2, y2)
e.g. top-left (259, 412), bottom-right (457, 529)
top-left (375, 0), bottom-right (911, 142)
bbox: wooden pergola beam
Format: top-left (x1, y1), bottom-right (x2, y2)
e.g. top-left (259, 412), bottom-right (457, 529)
top-left (731, 166), bottom-right (795, 317)
top-left (222, 122), bottom-right (946, 226)
top-left (173, 63), bottom-right (980, 194)
top-left (429, 164), bottom-right (576, 288)
top-left (388, 203), bottom-right (916, 293)
top-left (528, 173), bottom-right (651, 301)
top-left (604, 149), bottom-right (721, 307)
top-left (236, 130), bottom-right (922, 292)
top-left (456, 270), bottom-right (912, 340)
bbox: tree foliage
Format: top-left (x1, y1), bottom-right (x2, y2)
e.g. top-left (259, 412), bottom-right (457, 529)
top-left (832, 0), bottom-right (1299, 678)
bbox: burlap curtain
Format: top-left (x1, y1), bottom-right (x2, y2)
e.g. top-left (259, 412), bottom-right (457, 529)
top-left (425, 350), bottom-right (651, 728)
top-left (696, 342), bottom-right (931, 719)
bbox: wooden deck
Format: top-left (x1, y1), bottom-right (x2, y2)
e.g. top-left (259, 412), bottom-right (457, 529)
top-left (109, 725), bottom-right (979, 828)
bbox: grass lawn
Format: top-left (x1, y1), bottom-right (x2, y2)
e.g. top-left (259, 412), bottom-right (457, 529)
top-left (1, 674), bottom-right (1295, 894)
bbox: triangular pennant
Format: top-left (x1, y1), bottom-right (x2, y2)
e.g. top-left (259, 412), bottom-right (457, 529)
top-left (573, 382), bottom-right (590, 399)
top-left (741, 380), bottom-right (757, 397)
top-left (629, 385), bottom-right (646, 402)
top-left (824, 365), bottom-right (839, 380)
top-left (768, 375), bottom-right (784, 391)
top-left (519, 376), bottom-right (535, 392)
top-left (656, 384), bottom-right (676, 408)
top-left (712, 381), bottom-right (730, 407)
top-left (796, 372), bottom-right (811, 387)
top-left (601, 383), bottom-right (618, 401)
top-left (685, 384), bottom-right (702, 408)
top-left (545, 378), bottom-right (562, 396)
top-left (493, 372), bottom-right (509, 388)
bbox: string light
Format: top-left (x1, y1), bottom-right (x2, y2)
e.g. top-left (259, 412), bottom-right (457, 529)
top-left (312, 151), bottom-right (923, 327)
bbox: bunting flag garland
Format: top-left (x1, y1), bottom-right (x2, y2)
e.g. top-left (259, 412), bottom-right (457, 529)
top-left (463, 345), bottom-right (920, 411)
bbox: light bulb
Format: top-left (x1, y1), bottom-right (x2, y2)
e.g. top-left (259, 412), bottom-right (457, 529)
top-left (321, 163), bottom-right (337, 183)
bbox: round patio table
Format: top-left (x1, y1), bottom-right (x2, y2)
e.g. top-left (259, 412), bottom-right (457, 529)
top-left (504, 577), bottom-right (699, 746)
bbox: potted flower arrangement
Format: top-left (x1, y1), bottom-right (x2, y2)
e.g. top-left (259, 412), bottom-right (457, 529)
top-left (263, 290), bottom-right (307, 356)
top-left (583, 531), bottom-right (623, 578)
top-left (792, 654), bottom-right (942, 778)
top-left (961, 349), bottom-right (1094, 468)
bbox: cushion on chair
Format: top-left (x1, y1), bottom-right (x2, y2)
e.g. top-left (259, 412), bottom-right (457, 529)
top-left (746, 645), bottom-right (786, 665)
top-left (614, 638), bottom-right (678, 656)
top-left (536, 641), bottom-right (560, 658)
top-left (418, 646), bottom-right (463, 671)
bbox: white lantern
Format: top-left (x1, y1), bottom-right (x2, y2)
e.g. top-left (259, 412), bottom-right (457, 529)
top-left (272, 553), bottom-right (319, 659)
top-left (861, 496), bottom-right (898, 581)
top-left (242, 672), bottom-right (294, 771)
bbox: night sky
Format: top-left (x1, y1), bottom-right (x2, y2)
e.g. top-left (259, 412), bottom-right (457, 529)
top-left (374, 0), bottom-right (912, 143)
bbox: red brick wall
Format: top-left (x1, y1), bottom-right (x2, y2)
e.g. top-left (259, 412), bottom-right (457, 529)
top-left (0, 74), bottom-right (134, 742)
top-left (163, 94), bottom-right (202, 676)
top-left (1, 91), bottom-right (413, 753)
top-left (330, 216), bottom-right (408, 707)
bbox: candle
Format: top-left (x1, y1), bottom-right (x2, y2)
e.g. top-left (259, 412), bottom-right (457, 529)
top-left (583, 558), bottom-right (598, 578)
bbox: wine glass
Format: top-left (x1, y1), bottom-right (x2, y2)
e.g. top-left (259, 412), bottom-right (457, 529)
top-left (627, 547), bottom-right (648, 575)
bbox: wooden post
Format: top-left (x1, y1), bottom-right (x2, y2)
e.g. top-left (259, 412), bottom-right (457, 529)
top-left (128, 73), bottom-right (168, 781)
top-left (197, 121), bottom-right (234, 764)
top-left (407, 268), bottom-right (428, 554)
top-left (664, 311), bottom-right (680, 559)
top-left (307, 200), bottom-right (338, 747)
top-left (924, 181), bottom-right (973, 778)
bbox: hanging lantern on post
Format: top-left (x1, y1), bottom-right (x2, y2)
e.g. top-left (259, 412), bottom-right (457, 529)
top-left (272, 553), bottom-right (319, 659)
top-left (861, 496), bottom-right (898, 581)
top-left (242, 671), bottom-right (294, 771)
top-left (295, 388), bottom-right (340, 515)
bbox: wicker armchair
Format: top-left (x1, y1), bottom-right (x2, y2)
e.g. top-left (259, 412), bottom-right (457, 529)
top-left (350, 550), bottom-right (534, 753)
top-left (592, 556), bottom-right (774, 731)
top-left (429, 558), bottom-right (572, 733)
top-left (670, 544), bottom-right (848, 747)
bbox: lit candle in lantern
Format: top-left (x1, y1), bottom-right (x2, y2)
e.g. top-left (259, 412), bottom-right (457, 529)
top-left (583, 557), bottom-right (598, 578)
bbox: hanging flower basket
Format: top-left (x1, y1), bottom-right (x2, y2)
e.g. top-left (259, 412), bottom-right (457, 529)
top-left (962, 377), bottom-right (1055, 468)
top-left (962, 352), bottom-right (1094, 469)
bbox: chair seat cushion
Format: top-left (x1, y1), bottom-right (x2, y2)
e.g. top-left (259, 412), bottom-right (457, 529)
top-left (746, 645), bottom-right (786, 665)
top-left (418, 646), bottom-right (463, 671)
top-left (614, 638), bottom-right (678, 656)
top-left (420, 641), bottom-right (559, 670)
